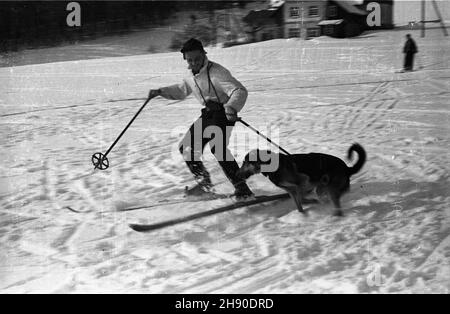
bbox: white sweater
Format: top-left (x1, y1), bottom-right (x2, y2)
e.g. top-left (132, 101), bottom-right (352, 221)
top-left (159, 58), bottom-right (248, 113)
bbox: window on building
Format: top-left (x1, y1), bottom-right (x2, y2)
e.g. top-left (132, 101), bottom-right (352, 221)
top-left (308, 6), bottom-right (319, 17)
top-left (288, 28), bottom-right (301, 38)
top-left (323, 25), bottom-right (334, 36)
top-left (262, 31), bottom-right (273, 41)
top-left (307, 28), bottom-right (321, 37)
top-left (328, 5), bottom-right (337, 17)
top-left (289, 7), bottom-right (300, 18)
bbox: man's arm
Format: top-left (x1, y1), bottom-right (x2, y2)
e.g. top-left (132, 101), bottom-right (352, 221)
top-left (213, 66), bottom-right (248, 113)
top-left (149, 79), bottom-right (192, 100)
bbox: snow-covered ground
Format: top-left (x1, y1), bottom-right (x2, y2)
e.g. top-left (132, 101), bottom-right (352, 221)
top-left (1, 29), bottom-right (449, 293)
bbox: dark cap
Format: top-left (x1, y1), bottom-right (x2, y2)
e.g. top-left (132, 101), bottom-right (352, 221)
top-left (180, 38), bottom-right (206, 55)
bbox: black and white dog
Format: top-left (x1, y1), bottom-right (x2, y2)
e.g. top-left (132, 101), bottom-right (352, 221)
top-left (237, 144), bottom-right (366, 216)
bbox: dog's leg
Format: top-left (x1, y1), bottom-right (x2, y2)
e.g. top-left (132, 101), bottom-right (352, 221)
top-left (328, 188), bottom-right (343, 217)
top-left (295, 187), bottom-right (306, 214)
top-left (284, 187), bottom-right (305, 214)
top-left (291, 172), bottom-right (317, 206)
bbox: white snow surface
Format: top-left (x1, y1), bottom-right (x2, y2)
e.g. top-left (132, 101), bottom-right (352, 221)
top-left (1, 29), bottom-right (449, 293)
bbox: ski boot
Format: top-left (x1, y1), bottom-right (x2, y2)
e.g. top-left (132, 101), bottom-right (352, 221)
top-left (232, 181), bottom-right (254, 201)
top-left (185, 176), bottom-right (214, 197)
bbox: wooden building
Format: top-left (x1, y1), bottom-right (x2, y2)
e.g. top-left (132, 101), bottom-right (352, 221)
top-left (243, 0), bottom-right (394, 42)
top-left (318, 0), bottom-right (368, 38)
top-left (282, 0), bottom-right (327, 39)
top-left (359, 0), bottom-right (394, 29)
top-left (243, 1), bottom-right (284, 42)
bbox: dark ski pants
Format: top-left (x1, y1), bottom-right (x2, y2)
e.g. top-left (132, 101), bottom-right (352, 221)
top-left (179, 107), bottom-right (242, 185)
top-left (404, 52), bottom-right (415, 71)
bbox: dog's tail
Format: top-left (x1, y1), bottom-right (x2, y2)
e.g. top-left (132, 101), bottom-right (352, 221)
top-left (347, 143), bottom-right (366, 176)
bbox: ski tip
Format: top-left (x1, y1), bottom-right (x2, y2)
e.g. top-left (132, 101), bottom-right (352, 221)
top-left (66, 206), bottom-right (88, 213)
top-left (129, 224), bottom-right (142, 232)
top-left (66, 206), bottom-right (79, 213)
top-left (129, 223), bottom-right (153, 232)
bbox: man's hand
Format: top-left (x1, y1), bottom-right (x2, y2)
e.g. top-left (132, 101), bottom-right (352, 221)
top-left (148, 89), bottom-right (161, 99)
top-left (225, 107), bottom-right (238, 122)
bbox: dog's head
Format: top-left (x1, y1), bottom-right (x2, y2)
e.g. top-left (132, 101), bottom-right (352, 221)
top-left (236, 149), bottom-right (277, 180)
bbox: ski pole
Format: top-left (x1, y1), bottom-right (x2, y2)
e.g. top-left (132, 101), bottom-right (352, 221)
top-left (92, 97), bottom-right (152, 170)
top-left (237, 118), bottom-right (291, 156)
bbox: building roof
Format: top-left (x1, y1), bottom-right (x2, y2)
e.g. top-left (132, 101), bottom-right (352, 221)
top-left (269, 0), bottom-right (285, 9)
top-left (334, 0), bottom-right (368, 15)
top-left (244, 9), bottom-right (277, 24)
top-left (318, 19), bottom-right (345, 25)
top-left (243, 2), bottom-right (284, 25)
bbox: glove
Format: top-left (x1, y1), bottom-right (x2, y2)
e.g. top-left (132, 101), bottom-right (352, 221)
top-left (225, 107), bottom-right (238, 122)
top-left (148, 88), bottom-right (161, 99)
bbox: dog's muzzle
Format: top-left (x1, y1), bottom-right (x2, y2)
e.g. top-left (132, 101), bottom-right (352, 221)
top-left (235, 168), bottom-right (245, 179)
top-left (236, 168), bottom-right (251, 180)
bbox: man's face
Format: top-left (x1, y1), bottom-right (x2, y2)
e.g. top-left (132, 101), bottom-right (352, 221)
top-left (185, 50), bottom-right (205, 74)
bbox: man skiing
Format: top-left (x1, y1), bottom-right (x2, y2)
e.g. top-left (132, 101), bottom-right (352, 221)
top-left (403, 34), bottom-right (418, 72)
top-left (148, 38), bottom-right (254, 200)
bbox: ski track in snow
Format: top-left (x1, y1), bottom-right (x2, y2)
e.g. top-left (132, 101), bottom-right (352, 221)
top-left (0, 30), bottom-right (449, 293)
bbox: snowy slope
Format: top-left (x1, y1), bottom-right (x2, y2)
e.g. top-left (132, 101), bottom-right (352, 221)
top-left (0, 29), bottom-right (449, 293)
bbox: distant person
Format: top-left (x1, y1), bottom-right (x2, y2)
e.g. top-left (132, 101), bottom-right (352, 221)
top-left (148, 38), bottom-right (254, 200)
top-left (403, 34), bottom-right (418, 72)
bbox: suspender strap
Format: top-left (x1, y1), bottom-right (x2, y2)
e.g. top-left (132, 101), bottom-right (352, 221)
top-left (207, 62), bottom-right (221, 103)
top-left (193, 76), bottom-right (208, 105)
top-left (193, 61), bottom-right (222, 106)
